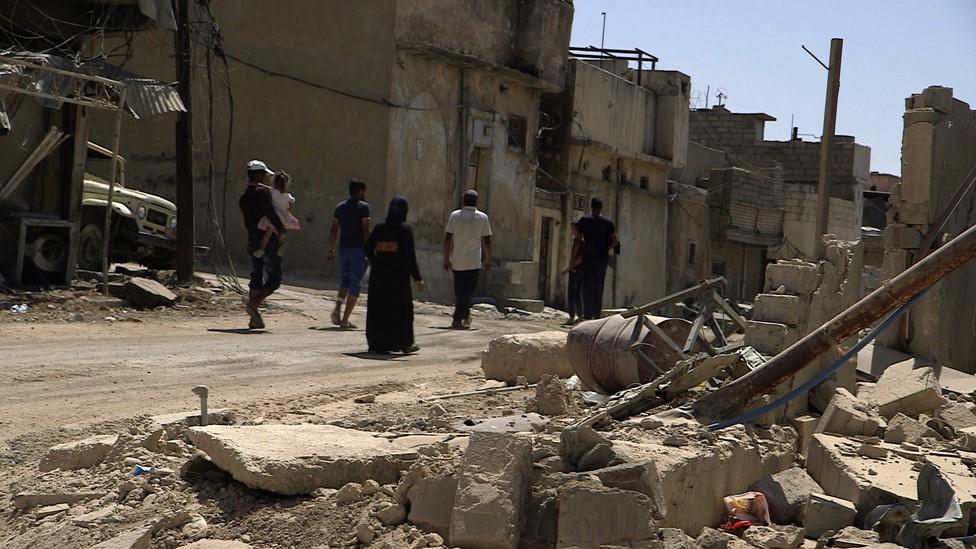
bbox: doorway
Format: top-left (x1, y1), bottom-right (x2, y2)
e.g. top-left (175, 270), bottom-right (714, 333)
top-left (538, 217), bottom-right (554, 301)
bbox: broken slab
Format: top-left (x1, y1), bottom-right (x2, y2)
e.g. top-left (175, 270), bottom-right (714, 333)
top-left (406, 474), bottom-right (458, 538)
top-left (790, 415), bottom-right (820, 458)
top-left (526, 374), bottom-right (575, 416)
top-left (750, 467), bottom-right (823, 524)
top-left (454, 413), bottom-right (548, 433)
top-left (91, 525), bottom-right (153, 549)
top-left (868, 360), bottom-right (945, 419)
top-left (746, 320), bottom-right (797, 356)
top-left (883, 413), bottom-right (939, 444)
top-left (34, 503), bottom-right (69, 518)
top-left (120, 277), bottom-right (177, 308)
top-left (805, 433), bottom-right (976, 534)
top-left (481, 331), bottom-right (572, 384)
top-left (816, 388), bottom-right (882, 437)
top-left (938, 402), bottom-right (976, 433)
top-left (186, 425), bottom-right (418, 495)
top-left (11, 491), bottom-right (107, 510)
top-left (39, 434), bottom-right (118, 472)
top-left (590, 460), bottom-right (667, 519)
top-left (556, 481), bottom-right (657, 548)
top-left (450, 432), bottom-right (533, 549)
top-left (753, 294), bottom-right (802, 325)
top-left (804, 493), bottom-right (855, 539)
top-left (628, 425), bottom-right (796, 534)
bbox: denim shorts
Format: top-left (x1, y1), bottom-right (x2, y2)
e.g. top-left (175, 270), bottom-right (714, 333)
top-left (339, 247), bottom-right (368, 297)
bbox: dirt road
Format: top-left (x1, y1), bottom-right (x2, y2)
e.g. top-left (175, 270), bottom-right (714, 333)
top-left (0, 282), bottom-right (563, 445)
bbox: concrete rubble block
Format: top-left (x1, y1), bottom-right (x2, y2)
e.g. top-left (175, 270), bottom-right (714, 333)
top-left (790, 415), bottom-right (820, 458)
top-left (753, 294), bottom-right (802, 325)
top-left (750, 467), bottom-right (823, 524)
top-left (91, 525), bottom-right (153, 549)
top-left (151, 409), bottom-right (235, 440)
top-left (591, 460), bottom-right (667, 519)
top-left (956, 426), bottom-right (976, 452)
top-left (480, 331), bottom-right (572, 384)
top-left (526, 374), bottom-right (575, 416)
top-left (803, 433), bottom-right (976, 536)
top-left (695, 527), bottom-right (735, 549)
top-left (503, 298), bottom-right (545, 313)
top-left (764, 261), bottom-right (820, 295)
top-left (938, 403), bottom-right (976, 433)
top-left (560, 426), bottom-right (612, 471)
top-left (830, 526), bottom-right (879, 545)
top-left (660, 528), bottom-right (695, 549)
top-left (39, 434), bottom-right (118, 472)
top-left (628, 425), bottom-right (797, 534)
top-left (449, 432), bottom-right (533, 549)
top-left (186, 425), bottom-right (419, 495)
top-left (177, 541), bottom-right (253, 549)
top-left (868, 360), bottom-right (946, 419)
top-left (11, 491), bottom-right (107, 510)
top-left (121, 277), bottom-right (177, 308)
top-left (883, 413), bottom-right (939, 444)
top-left (746, 320), bottom-right (797, 356)
top-left (741, 525), bottom-right (804, 549)
top-left (454, 412), bottom-right (548, 434)
top-left (810, 380), bottom-right (838, 414)
top-left (406, 474), bottom-right (458, 538)
top-left (803, 493), bottom-right (855, 539)
top-left (556, 482), bottom-right (657, 548)
top-left (816, 388), bottom-right (882, 437)
top-left (34, 503), bottom-right (69, 518)
top-left (72, 504), bottom-right (119, 527)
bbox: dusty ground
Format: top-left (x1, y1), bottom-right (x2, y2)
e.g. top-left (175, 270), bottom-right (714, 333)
top-left (0, 276), bottom-right (569, 547)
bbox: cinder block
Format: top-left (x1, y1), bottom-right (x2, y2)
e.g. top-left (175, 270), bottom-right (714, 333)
top-left (868, 360), bottom-right (946, 419)
top-left (746, 320), bottom-right (797, 356)
top-left (450, 432), bottom-right (532, 549)
top-left (764, 261), bottom-right (820, 295)
top-left (816, 388), bottom-right (882, 437)
top-left (804, 493), bottom-right (856, 539)
top-left (790, 415), bottom-right (820, 458)
top-left (753, 294), bottom-right (802, 325)
top-left (556, 482), bottom-right (657, 548)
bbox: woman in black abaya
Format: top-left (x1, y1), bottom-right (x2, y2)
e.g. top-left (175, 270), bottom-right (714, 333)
top-left (365, 196), bottom-right (425, 353)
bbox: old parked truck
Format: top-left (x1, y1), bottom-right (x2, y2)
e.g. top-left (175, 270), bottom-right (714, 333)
top-left (79, 142), bottom-right (176, 270)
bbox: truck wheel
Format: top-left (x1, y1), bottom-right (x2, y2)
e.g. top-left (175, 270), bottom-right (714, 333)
top-left (79, 224), bottom-right (104, 271)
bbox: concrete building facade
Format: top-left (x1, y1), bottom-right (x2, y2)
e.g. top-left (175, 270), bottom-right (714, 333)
top-left (538, 58), bottom-right (690, 309)
top-left (88, 0), bottom-right (574, 302)
top-left (880, 86), bottom-right (976, 373)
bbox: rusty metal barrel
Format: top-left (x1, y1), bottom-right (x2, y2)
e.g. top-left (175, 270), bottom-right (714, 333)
top-left (567, 314), bottom-right (695, 395)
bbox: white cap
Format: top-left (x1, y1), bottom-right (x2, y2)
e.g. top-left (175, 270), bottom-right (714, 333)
top-left (246, 159), bottom-right (273, 174)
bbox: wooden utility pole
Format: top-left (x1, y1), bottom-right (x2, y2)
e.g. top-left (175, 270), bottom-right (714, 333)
top-left (175, 0), bottom-right (195, 282)
top-left (814, 38), bottom-right (843, 259)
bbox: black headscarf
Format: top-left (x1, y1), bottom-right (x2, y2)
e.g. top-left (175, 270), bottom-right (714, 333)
top-left (386, 196), bottom-right (409, 224)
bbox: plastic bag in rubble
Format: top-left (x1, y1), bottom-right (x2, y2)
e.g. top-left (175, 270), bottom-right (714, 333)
top-left (723, 491), bottom-right (772, 525)
top-left (865, 463), bottom-right (962, 549)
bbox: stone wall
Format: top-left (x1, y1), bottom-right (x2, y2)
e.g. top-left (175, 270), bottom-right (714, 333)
top-left (879, 86), bottom-right (976, 372)
top-left (747, 237), bottom-right (864, 421)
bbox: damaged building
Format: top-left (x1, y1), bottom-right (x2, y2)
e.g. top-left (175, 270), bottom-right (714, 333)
top-left (83, 0), bottom-right (574, 304)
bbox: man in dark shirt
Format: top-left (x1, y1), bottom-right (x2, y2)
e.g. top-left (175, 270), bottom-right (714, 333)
top-left (575, 197), bottom-right (618, 320)
top-left (327, 179), bottom-right (370, 328)
top-left (239, 159), bottom-right (285, 329)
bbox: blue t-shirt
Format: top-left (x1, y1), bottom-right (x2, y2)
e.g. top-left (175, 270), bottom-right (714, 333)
top-left (334, 198), bottom-right (370, 249)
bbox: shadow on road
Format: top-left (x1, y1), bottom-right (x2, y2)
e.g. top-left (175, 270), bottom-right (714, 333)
top-left (206, 328), bottom-right (267, 335)
top-left (343, 352), bottom-right (406, 361)
top-left (308, 326), bottom-right (359, 332)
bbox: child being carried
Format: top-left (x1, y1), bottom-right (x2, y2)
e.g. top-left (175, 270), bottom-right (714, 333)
top-left (254, 171), bottom-right (301, 258)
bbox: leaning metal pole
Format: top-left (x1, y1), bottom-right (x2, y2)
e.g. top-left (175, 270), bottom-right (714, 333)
top-left (690, 220), bottom-right (976, 423)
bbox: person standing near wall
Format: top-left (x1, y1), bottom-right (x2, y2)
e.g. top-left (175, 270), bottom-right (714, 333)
top-left (239, 160), bottom-right (286, 330)
top-left (443, 190), bottom-right (492, 330)
top-left (562, 221), bottom-right (584, 326)
top-left (576, 197), bottom-right (618, 320)
top-left (327, 179), bottom-right (370, 329)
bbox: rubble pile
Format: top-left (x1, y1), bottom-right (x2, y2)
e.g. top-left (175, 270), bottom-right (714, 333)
top-left (0, 268), bottom-right (249, 324)
top-left (7, 321), bottom-right (976, 549)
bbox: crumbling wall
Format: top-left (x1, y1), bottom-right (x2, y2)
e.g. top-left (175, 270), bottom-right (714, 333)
top-left (748, 236), bottom-right (863, 421)
top-left (667, 182), bottom-right (710, 294)
top-left (778, 185), bottom-right (859, 260)
top-left (880, 86), bottom-right (976, 372)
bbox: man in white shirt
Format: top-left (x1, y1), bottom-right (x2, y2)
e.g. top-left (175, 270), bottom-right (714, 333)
top-left (443, 190), bottom-right (493, 329)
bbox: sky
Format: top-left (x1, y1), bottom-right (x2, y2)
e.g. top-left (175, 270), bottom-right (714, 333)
top-left (570, 0), bottom-right (976, 175)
